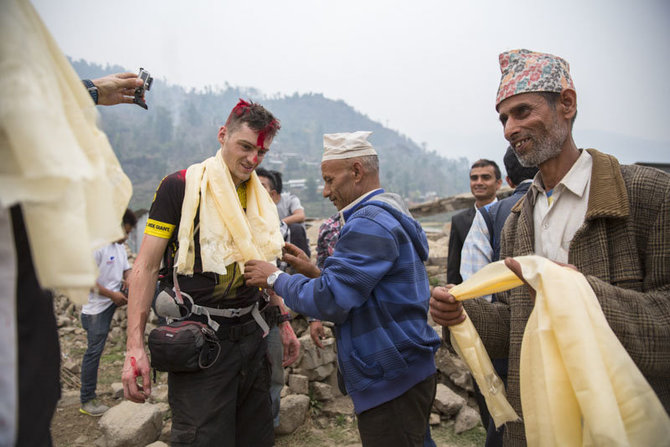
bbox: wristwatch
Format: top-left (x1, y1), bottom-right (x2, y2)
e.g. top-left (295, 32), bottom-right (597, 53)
top-left (82, 79), bottom-right (98, 104)
top-left (267, 270), bottom-right (285, 290)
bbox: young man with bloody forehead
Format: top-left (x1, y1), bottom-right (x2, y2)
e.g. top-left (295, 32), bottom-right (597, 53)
top-left (122, 100), bottom-right (300, 446)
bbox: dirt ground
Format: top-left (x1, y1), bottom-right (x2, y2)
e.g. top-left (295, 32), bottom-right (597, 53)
top-left (51, 330), bottom-right (486, 447)
top-left (52, 393), bottom-right (485, 447)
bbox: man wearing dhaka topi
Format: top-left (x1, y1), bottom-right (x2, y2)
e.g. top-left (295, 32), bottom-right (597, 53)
top-left (429, 49), bottom-right (670, 445)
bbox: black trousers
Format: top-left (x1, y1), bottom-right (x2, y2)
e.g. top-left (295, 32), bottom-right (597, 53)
top-left (357, 373), bottom-right (437, 447)
top-left (168, 323), bottom-right (274, 446)
top-left (12, 206), bottom-right (61, 447)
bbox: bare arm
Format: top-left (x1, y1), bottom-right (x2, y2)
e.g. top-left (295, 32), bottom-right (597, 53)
top-left (95, 282), bottom-right (127, 306)
top-left (269, 293), bottom-right (300, 366)
top-left (122, 234), bottom-right (168, 402)
top-left (282, 208), bottom-right (305, 225)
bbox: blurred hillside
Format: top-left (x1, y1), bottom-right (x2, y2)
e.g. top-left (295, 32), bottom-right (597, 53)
top-left (73, 60), bottom-right (471, 215)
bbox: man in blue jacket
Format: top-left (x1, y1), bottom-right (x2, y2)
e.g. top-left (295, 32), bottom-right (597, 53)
top-left (245, 131), bottom-right (440, 447)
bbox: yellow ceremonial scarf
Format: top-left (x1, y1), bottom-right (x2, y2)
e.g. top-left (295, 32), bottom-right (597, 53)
top-left (449, 256), bottom-right (670, 446)
top-left (0, 0), bottom-right (132, 303)
top-left (175, 149), bottom-right (284, 275)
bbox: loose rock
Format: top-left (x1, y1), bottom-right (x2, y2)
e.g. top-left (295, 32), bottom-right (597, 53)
top-left (276, 394), bottom-right (310, 435)
top-left (99, 401), bottom-right (163, 447)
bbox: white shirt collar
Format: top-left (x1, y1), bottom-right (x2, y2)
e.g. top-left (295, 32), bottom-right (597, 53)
top-left (532, 149), bottom-right (592, 198)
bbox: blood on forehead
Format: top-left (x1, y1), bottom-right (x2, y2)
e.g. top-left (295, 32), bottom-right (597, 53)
top-left (231, 99), bottom-right (279, 150)
top-left (256, 123), bottom-right (278, 149)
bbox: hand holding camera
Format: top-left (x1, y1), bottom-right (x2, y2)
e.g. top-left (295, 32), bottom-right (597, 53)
top-left (91, 71), bottom-right (150, 107)
top-left (133, 67), bottom-right (153, 110)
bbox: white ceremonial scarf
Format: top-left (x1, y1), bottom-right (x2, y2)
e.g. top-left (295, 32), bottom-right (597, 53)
top-left (448, 255), bottom-right (670, 446)
top-left (0, 0), bottom-right (132, 304)
top-left (176, 149), bottom-right (284, 275)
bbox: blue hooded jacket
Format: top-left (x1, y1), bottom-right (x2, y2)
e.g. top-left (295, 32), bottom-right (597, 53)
top-left (274, 190), bottom-right (441, 414)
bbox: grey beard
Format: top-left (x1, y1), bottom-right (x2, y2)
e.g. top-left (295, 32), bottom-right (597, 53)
top-left (516, 120), bottom-right (568, 167)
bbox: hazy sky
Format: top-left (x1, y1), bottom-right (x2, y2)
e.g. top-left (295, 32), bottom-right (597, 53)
top-left (32, 0), bottom-right (669, 164)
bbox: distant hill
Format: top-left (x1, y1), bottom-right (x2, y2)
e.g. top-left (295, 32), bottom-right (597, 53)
top-left (72, 59), bottom-right (471, 214)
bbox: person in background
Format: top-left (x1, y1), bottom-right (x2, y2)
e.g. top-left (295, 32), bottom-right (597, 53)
top-left (460, 147), bottom-right (538, 298)
top-left (307, 213), bottom-right (342, 348)
top-left (79, 209), bottom-right (136, 416)
top-left (255, 167), bottom-right (302, 429)
top-left (430, 49), bottom-right (670, 445)
top-left (447, 159), bottom-right (502, 285)
top-left (272, 170), bottom-right (306, 226)
top-left (261, 169), bottom-right (311, 258)
top-left (458, 147), bottom-right (537, 446)
top-left (256, 168), bottom-right (310, 257)
top-left (445, 158), bottom-right (502, 431)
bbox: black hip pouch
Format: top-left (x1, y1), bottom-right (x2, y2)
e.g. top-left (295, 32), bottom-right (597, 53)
top-left (148, 321), bottom-right (220, 372)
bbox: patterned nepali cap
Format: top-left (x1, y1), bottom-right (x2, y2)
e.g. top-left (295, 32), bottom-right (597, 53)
top-left (495, 49), bottom-right (575, 109)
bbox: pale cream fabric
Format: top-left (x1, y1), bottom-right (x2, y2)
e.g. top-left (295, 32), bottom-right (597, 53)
top-left (0, 0), bottom-right (132, 303)
top-left (449, 259), bottom-right (522, 428)
top-left (176, 149), bottom-right (284, 275)
top-left (449, 310), bottom-right (520, 428)
top-left (449, 255), bottom-right (670, 446)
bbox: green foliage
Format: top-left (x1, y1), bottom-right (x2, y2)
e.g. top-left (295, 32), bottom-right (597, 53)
top-left (431, 423), bottom-right (487, 446)
top-left (308, 391), bottom-right (323, 417)
top-left (72, 59), bottom-right (471, 214)
top-left (334, 414), bottom-right (348, 427)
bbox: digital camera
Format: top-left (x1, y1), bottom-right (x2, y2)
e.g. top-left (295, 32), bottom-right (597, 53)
top-left (133, 67), bottom-right (153, 109)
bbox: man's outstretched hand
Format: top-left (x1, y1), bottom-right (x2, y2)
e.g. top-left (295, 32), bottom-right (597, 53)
top-left (93, 72), bottom-right (144, 106)
top-left (282, 243), bottom-right (321, 278)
